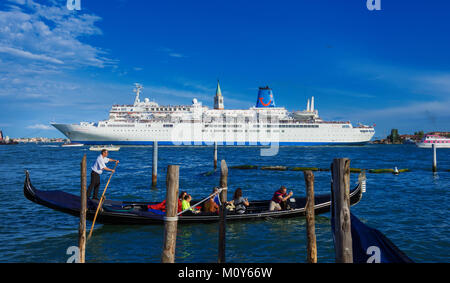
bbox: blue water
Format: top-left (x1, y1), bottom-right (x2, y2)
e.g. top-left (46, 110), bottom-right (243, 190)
top-left (0, 144), bottom-right (448, 262)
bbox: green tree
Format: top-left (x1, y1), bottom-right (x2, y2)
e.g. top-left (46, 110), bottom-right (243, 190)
top-left (414, 130), bottom-right (424, 140)
top-left (388, 129), bottom-right (400, 143)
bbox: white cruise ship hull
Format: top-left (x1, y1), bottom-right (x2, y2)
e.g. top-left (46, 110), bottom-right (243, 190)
top-left (52, 123), bottom-right (374, 146)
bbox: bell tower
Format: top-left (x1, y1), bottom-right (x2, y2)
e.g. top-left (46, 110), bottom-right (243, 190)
top-left (214, 80), bottom-right (224, 110)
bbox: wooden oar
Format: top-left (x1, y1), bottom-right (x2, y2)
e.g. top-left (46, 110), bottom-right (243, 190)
top-left (87, 161), bottom-right (118, 240)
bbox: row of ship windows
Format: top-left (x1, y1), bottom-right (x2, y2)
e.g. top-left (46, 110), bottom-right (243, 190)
top-left (278, 125), bottom-right (319, 128)
top-left (111, 130), bottom-right (169, 132)
top-left (200, 124), bottom-right (320, 128)
top-left (204, 130), bottom-right (282, 133)
top-left (103, 125), bottom-right (363, 131)
top-left (103, 124), bottom-right (135, 127)
top-left (103, 124), bottom-right (323, 129)
top-left (104, 124), bottom-right (174, 128)
top-left (103, 124), bottom-right (321, 128)
top-left (113, 107), bottom-right (190, 112)
top-left (107, 129), bottom-right (364, 136)
top-left (108, 129), bottom-right (287, 133)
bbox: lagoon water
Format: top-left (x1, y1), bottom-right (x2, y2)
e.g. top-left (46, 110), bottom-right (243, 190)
top-left (0, 144), bottom-right (448, 262)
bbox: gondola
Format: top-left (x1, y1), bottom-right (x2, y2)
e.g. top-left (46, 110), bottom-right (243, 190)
top-left (23, 171), bottom-right (363, 225)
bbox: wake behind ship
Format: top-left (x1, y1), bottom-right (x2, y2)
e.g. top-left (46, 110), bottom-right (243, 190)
top-left (52, 83), bottom-right (375, 146)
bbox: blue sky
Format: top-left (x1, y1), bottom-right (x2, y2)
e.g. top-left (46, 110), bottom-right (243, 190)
top-left (0, 0), bottom-right (449, 139)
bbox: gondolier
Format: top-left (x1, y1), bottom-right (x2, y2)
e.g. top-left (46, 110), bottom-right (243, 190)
top-left (87, 149), bottom-right (119, 200)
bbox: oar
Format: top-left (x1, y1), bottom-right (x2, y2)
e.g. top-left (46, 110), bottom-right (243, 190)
top-left (87, 161), bottom-right (118, 240)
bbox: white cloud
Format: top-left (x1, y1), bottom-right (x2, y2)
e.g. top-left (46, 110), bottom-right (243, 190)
top-left (415, 74), bottom-right (450, 96)
top-left (158, 47), bottom-right (186, 59)
top-left (0, 0), bottom-right (112, 68)
top-left (169, 53), bottom-right (185, 58)
top-left (0, 45), bottom-right (64, 64)
top-left (310, 86), bottom-right (376, 99)
top-left (352, 100), bottom-right (450, 120)
top-left (0, 0), bottom-right (117, 110)
top-left (27, 124), bottom-right (53, 130)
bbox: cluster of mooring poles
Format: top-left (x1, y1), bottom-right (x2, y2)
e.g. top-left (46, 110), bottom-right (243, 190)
top-left (158, 157), bottom-right (362, 263)
top-left (303, 158), bottom-right (362, 263)
top-left (76, 146), bottom-right (364, 263)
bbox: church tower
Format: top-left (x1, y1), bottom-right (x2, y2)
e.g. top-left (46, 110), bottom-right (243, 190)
top-left (214, 80), bottom-right (224, 110)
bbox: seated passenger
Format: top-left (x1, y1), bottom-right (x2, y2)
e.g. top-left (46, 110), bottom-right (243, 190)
top-left (227, 188), bottom-right (249, 214)
top-left (181, 194), bottom-right (199, 214)
top-left (148, 190), bottom-right (187, 213)
top-left (203, 188), bottom-right (220, 213)
top-left (269, 186), bottom-right (293, 211)
top-left (178, 191), bottom-right (187, 212)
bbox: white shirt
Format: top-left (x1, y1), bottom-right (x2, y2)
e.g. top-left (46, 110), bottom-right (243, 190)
top-left (92, 155), bottom-right (110, 174)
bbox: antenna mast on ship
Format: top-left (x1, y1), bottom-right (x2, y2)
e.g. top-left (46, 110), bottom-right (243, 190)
top-left (133, 83), bottom-right (143, 105)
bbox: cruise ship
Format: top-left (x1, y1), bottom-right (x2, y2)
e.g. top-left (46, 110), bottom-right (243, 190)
top-left (52, 83), bottom-right (375, 146)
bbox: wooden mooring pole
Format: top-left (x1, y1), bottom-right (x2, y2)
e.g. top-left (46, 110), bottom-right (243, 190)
top-left (304, 170), bottom-right (317, 263)
top-left (152, 141), bottom-right (158, 187)
top-left (218, 160), bottom-right (228, 263)
top-left (331, 158), bottom-right (353, 263)
top-left (432, 144), bottom-right (437, 172)
top-left (214, 142), bottom-right (218, 170)
top-left (79, 154), bottom-right (87, 263)
top-left (161, 165), bottom-right (179, 263)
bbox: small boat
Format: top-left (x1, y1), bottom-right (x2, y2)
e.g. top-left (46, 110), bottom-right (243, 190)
top-left (23, 171), bottom-right (363, 225)
top-left (416, 135), bottom-right (450, 148)
top-left (61, 142), bottom-right (84, 147)
top-left (89, 145), bottom-right (120, 151)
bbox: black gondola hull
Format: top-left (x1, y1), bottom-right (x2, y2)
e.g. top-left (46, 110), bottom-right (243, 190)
top-left (24, 171), bottom-right (363, 225)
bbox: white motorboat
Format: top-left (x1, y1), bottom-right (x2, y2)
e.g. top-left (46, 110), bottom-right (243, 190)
top-left (89, 145), bottom-right (121, 151)
top-left (61, 142), bottom-right (84, 147)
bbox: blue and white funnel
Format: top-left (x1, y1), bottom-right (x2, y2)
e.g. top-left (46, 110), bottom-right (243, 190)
top-left (255, 86), bottom-right (276, 108)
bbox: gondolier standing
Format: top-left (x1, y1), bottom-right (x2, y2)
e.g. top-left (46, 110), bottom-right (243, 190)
top-left (87, 149), bottom-right (119, 200)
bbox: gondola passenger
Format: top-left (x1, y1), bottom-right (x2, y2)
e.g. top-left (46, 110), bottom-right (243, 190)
top-left (269, 186), bottom-right (293, 211)
top-left (203, 188), bottom-right (220, 213)
top-left (181, 194), bottom-right (199, 214)
top-left (227, 188), bottom-right (249, 214)
top-left (147, 190), bottom-right (187, 213)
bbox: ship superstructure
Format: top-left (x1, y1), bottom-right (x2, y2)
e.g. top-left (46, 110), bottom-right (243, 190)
top-left (52, 83), bottom-right (375, 146)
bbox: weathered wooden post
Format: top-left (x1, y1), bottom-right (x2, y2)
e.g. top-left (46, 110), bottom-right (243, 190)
top-left (161, 165), bottom-right (179, 263)
top-left (218, 160), bottom-right (228, 263)
top-left (152, 140), bottom-right (158, 187)
top-left (304, 170), bottom-right (317, 263)
top-left (432, 144), bottom-right (437, 172)
top-left (331, 158), bottom-right (353, 263)
top-left (79, 154), bottom-right (87, 263)
top-left (214, 142), bottom-right (218, 170)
